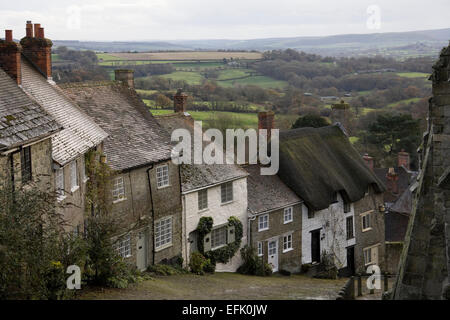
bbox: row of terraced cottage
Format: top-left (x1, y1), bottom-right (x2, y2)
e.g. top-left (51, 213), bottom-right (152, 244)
top-left (0, 23), bottom-right (388, 276)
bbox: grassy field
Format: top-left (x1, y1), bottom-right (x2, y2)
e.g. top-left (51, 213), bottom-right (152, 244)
top-left (109, 51), bottom-right (263, 61)
top-left (96, 53), bottom-right (123, 61)
top-left (79, 273), bottom-right (346, 300)
top-left (159, 71), bottom-right (204, 85)
top-left (218, 75), bottom-right (288, 89)
top-left (396, 72), bottom-right (430, 79)
top-left (387, 97), bottom-right (422, 108)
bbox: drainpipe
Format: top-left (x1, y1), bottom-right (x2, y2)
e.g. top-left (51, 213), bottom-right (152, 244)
top-left (146, 164), bottom-right (155, 264)
top-left (247, 211), bottom-right (257, 246)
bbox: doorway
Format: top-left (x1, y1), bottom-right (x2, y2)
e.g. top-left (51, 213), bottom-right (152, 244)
top-left (311, 229), bottom-right (321, 263)
top-left (136, 231), bottom-right (147, 271)
top-left (346, 246), bottom-right (355, 275)
top-left (267, 239), bottom-right (279, 272)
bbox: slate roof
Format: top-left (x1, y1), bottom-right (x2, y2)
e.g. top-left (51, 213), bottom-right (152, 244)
top-left (245, 164), bottom-right (302, 214)
top-left (154, 112), bottom-right (248, 193)
top-left (389, 186), bottom-right (413, 215)
top-left (278, 125), bottom-right (385, 211)
top-left (374, 166), bottom-right (416, 204)
top-left (62, 82), bottom-right (173, 171)
top-left (20, 58), bottom-right (107, 165)
top-left (0, 67), bottom-right (61, 150)
top-left (385, 210), bottom-right (409, 242)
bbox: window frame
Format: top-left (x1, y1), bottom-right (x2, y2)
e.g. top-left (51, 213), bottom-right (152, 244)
top-left (257, 241), bottom-right (263, 257)
top-left (70, 160), bottom-right (79, 192)
top-left (20, 146), bottom-right (32, 183)
top-left (283, 206), bottom-right (293, 224)
top-left (55, 167), bottom-right (65, 201)
top-left (198, 188), bottom-right (208, 211)
top-left (220, 181), bottom-right (233, 204)
top-left (155, 216), bottom-right (173, 251)
top-left (113, 234), bottom-right (132, 258)
top-left (363, 244), bottom-right (379, 266)
top-left (346, 216), bottom-right (354, 240)
top-left (283, 233), bottom-right (293, 253)
top-left (258, 214), bottom-right (269, 232)
top-left (361, 211), bottom-right (373, 232)
top-left (112, 176), bottom-right (126, 203)
top-left (156, 164), bottom-right (170, 189)
top-left (211, 226), bottom-right (228, 250)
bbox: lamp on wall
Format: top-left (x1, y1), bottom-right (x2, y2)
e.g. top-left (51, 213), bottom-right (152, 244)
top-left (379, 204), bottom-right (386, 213)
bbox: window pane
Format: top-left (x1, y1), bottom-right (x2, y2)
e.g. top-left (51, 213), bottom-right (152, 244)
top-left (198, 189), bottom-right (208, 210)
top-left (155, 217), bottom-right (172, 249)
top-left (221, 182), bottom-right (233, 203)
top-left (112, 176), bottom-right (125, 201)
top-left (211, 226), bottom-right (227, 249)
top-left (157, 165), bottom-right (169, 188)
top-left (21, 146), bottom-right (32, 183)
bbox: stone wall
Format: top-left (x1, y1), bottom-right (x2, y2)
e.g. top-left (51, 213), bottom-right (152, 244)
top-left (386, 242), bottom-right (403, 275)
top-left (393, 44), bottom-right (450, 300)
top-left (250, 203), bottom-right (302, 273)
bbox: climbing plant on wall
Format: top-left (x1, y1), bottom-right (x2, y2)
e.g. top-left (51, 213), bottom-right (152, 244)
top-left (195, 216), bottom-right (243, 265)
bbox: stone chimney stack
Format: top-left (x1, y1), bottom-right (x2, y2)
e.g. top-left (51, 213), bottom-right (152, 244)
top-left (174, 89), bottom-right (188, 113)
top-left (386, 167), bottom-right (399, 195)
top-left (362, 153), bottom-right (374, 171)
top-left (258, 111), bottom-right (275, 140)
top-left (114, 69), bottom-right (134, 88)
top-left (398, 149), bottom-right (410, 170)
top-left (0, 29), bottom-right (22, 85)
top-left (20, 22), bottom-right (53, 79)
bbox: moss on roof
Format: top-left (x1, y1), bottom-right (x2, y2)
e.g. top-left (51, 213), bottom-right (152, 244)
top-left (278, 125), bottom-right (385, 211)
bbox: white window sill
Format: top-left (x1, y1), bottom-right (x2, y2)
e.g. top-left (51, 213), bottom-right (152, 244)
top-left (198, 208), bottom-right (209, 213)
top-left (155, 243), bottom-right (173, 252)
top-left (283, 220), bottom-right (293, 224)
top-left (283, 248), bottom-right (294, 254)
top-left (362, 227), bottom-right (372, 232)
top-left (113, 197), bottom-right (127, 204)
top-left (71, 185), bottom-right (80, 193)
top-left (257, 253), bottom-right (263, 257)
top-left (157, 184), bottom-right (170, 190)
top-left (57, 195), bottom-right (66, 202)
top-left (221, 200), bottom-right (234, 206)
top-left (212, 244), bottom-right (227, 251)
top-left (258, 227), bottom-right (269, 232)
top-left (83, 177), bottom-right (89, 183)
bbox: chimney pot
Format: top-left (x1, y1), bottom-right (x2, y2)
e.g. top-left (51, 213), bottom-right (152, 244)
top-left (398, 149), bottom-right (410, 170)
top-left (5, 30), bottom-right (13, 42)
top-left (38, 27), bottom-right (44, 39)
top-left (26, 21), bottom-right (33, 37)
top-left (174, 88), bottom-right (188, 113)
top-left (114, 69), bottom-right (135, 88)
top-left (362, 153), bottom-right (374, 171)
top-left (33, 24), bottom-right (40, 37)
top-left (386, 167), bottom-right (399, 194)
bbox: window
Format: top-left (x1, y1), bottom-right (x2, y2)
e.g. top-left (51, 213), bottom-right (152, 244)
top-left (363, 245), bottom-right (379, 266)
top-left (306, 206), bottom-right (314, 219)
top-left (283, 234), bottom-right (293, 252)
top-left (82, 157), bottom-right (88, 182)
top-left (346, 216), bottom-right (354, 240)
top-left (156, 165), bottom-right (169, 188)
top-left (257, 242), bottom-right (263, 257)
top-left (70, 161), bottom-right (79, 191)
top-left (258, 214), bottom-right (269, 231)
top-left (221, 181), bottom-right (233, 203)
top-left (20, 146), bottom-right (32, 183)
top-left (362, 211), bottom-right (372, 231)
top-left (155, 216), bottom-right (172, 249)
top-left (198, 189), bottom-right (208, 211)
top-left (211, 226), bottom-right (227, 249)
top-left (55, 168), bottom-right (65, 199)
top-left (114, 235), bottom-right (131, 258)
top-left (283, 207), bottom-right (293, 224)
top-left (112, 176), bottom-right (125, 202)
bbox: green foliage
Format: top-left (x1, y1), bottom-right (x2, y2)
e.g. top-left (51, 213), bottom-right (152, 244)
top-left (189, 252), bottom-right (214, 275)
top-left (196, 217), bottom-right (214, 254)
top-left (292, 114), bottom-right (330, 129)
top-left (237, 245), bottom-right (272, 277)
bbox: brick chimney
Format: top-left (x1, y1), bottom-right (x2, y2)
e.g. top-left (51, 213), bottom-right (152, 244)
top-left (174, 89), bottom-right (188, 113)
top-left (258, 111), bottom-right (275, 140)
top-left (0, 30), bottom-right (22, 85)
top-left (114, 69), bottom-right (134, 88)
top-left (386, 167), bottom-right (399, 195)
top-left (362, 153), bottom-right (374, 171)
top-left (398, 149), bottom-right (410, 170)
top-left (20, 21), bottom-right (53, 79)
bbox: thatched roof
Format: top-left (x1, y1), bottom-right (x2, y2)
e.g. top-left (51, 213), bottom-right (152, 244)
top-left (278, 125), bottom-right (385, 211)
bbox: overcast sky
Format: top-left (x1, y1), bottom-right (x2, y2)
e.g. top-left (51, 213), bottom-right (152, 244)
top-left (1, 0), bottom-right (449, 41)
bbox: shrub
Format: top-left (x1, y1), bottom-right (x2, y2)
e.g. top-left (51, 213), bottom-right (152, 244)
top-left (189, 252), bottom-right (215, 275)
top-left (237, 245), bottom-right (272, 276)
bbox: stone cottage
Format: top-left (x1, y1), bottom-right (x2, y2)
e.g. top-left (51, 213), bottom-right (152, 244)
top-left (1, 23), bottom-right (108, 234)
top-left (245, 164), bottom-right (303, 273)
top-left (155, 91), bottom-right (249, 272)
top-left (277, 125), bottom-right (386, 275)
top-left (62, 70), bottom-right (183, 271)
top-left (0, 34), bottom-right (61, 192)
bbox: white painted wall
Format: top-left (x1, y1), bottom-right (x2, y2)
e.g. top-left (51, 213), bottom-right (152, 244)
top-left (182, 177), bottom-right (248, 272)
top-left (301, 193), bottom-right (355, 269)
